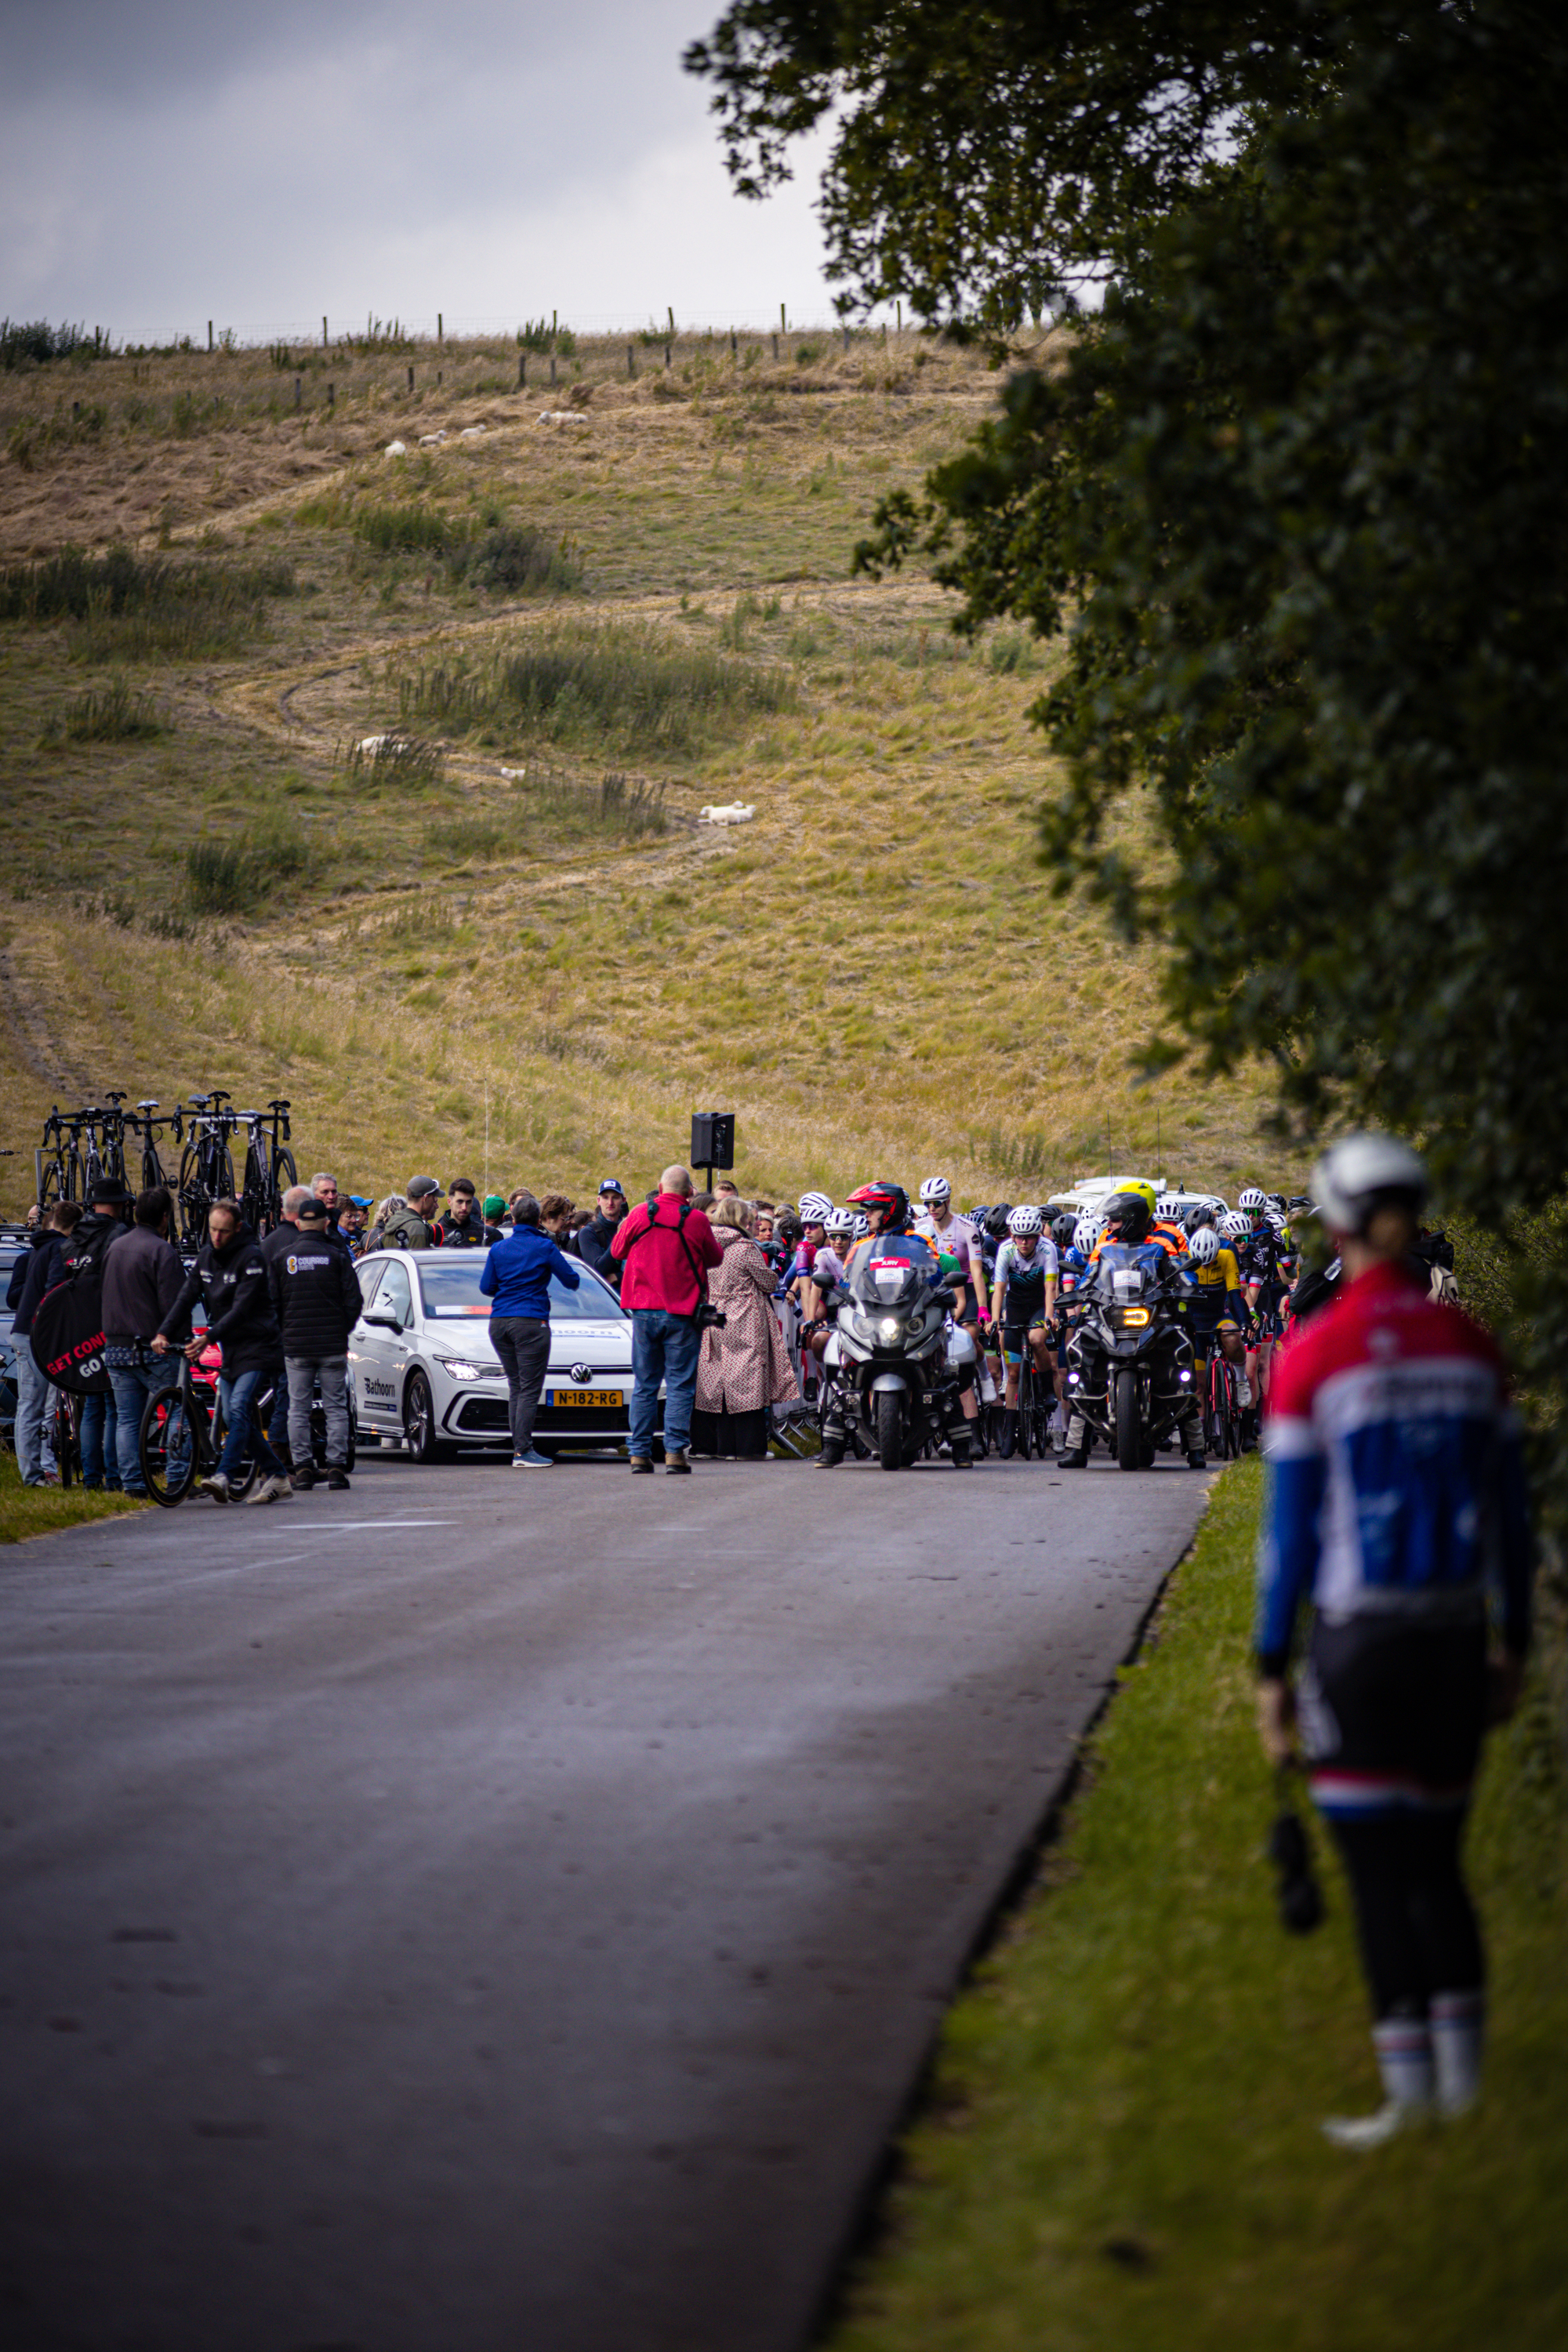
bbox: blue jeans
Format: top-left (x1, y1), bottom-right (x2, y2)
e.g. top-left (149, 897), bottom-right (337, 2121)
top-left (14, 1334), bottom-right (53, 1484)
top-left (216, 1367), bottom-right (285, 1483)
top-left (629, 1308), bottom-right (697, 1460)
top-left (266, 1361), bottom-right (290, 1459)
top-left (80, 1390), bottom-right (122, 1489)
top-left (107, 1353), bottom-right (179, 1495)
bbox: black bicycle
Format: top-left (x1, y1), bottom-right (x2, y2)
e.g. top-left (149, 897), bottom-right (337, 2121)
top-left (38, 1106), bottom-right (84, 1207)
top-left (236, 1098), bottom-right (296, 1235)
top-left (1014, 1341), bottom-right (1055, 1461)
top-left (47, 1386), bottom-right (82, 1485)
top-left (1202, 1338), bottom-right (1244, 1459)
top-left (177, 1091), bottom-right (238, 1243)
top-left (139, 1353), bottom-right (261, 1505)
top-left (131, 1098), bottom-right (183, 1194)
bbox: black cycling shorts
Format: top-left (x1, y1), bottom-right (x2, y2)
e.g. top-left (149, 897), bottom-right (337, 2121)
top-left (1299, 1615), bottom-right (1487, 1816)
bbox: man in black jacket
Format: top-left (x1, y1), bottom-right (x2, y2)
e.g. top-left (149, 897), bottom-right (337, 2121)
top-left (9, 1202), bottom-right (80, 1486)
top-left (102, 1186), bottom-right (187, 1498)
top-left (155, 1200), bottom-right (289, 1504)
top-left (63, 1177), bottom-right (132, 1488)
top-left (265, 1193), bottom-right (362, 1490)
top-left (436, 1178), bottom-right (486, 1247)
top-left (575, 1178), bottom-right (628, 1292)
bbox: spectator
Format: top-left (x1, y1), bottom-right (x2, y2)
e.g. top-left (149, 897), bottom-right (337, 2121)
top-left (155, 1200), bottom-right (286, 1504)
top-left (715, 1178), bottom-right (739, 1199)
top-left (366, 1193), bottom-right (406, 1251)
top-left (539, 1193), bottom-right (575, 1249)
top-left (101, 1186), bottom-right (187, 1499)
top-left (577, 1179), bottom-right (629, 1290)
top-left (260, 1183), bottom-right (312, 1473)
top-left (9, 1201), bottom-right (81, 1486)
top-left (310, 1171), bottom-right (341, 1234)
top-left (339, 1196), bottom-right (372, 1253)
top-left (267, 1194), bottom-right (361, 1492)
top-left (63, 1177), bottom-right (132, 1490)
top-left (437, 1178), bottom-right (485, 1247)
top-left (611, 1165), bottom-right (721, 1477)
top-left (377, 1177), bottom-right (441, 1249)
top-left (480, 1189), bottom-right (581, 1468)
top-left (690, 1190), bottom-right (717, 1213)
top-left (691, 1197), bottom-right (799, 1459)
top-left (568, 1207), bottom-right (593, 1243)
top-left (481, 1194), bottom-right (509, 1245)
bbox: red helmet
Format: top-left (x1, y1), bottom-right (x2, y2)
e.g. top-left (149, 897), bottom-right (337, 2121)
top-left (847, 1179), bottom-right (910, 1232)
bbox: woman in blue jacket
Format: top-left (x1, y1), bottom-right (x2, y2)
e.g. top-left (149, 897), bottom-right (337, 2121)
top-left (479, 1190), bottom-right (580, 1467)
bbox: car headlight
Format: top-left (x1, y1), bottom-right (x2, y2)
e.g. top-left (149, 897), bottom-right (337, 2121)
top-left (437, 1357), bottom-right (484, 1381)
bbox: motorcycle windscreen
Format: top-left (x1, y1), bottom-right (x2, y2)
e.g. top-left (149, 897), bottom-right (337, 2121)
top-left (851, 1254), bottom-right (928, 1309)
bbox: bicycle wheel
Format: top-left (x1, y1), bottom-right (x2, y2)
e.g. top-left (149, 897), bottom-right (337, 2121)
top-left (1016, 1366), bottom-right (1034, 1459)
top-left (51, 1392), bottom-right (80, 1486)
top-left (270, 1145), bottom-right (298, 1222)
top-left (140, 1385), bottom-right (201, 1505)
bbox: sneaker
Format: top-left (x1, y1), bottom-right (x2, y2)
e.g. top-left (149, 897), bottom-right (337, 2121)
top-left (1321, 2100), bottom-right (1428, 2151)
top-left (246, 1475), bottom-right (292, 1504)
top-left (629, 1456), bottom-right (654, 1475)
top-left (664, 1450), bottom-right (691, 1475)
top-left (289, 1465), bottom-right (317, 1492)
top-left (512, 1450), bottom-right (553, 1468)
top-left (198, 1474), bottom-right (232, 1504)
top-left (325, 1468), bottom-right (351, 1490)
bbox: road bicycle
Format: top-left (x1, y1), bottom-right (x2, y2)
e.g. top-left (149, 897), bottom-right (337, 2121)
top-left (1199, 1338), bottom-right (1244, 1459)
top-left (38, 1106), bottom-right (85, 1207)
top-left (47, 1387), bottom-right (82, 1486)
top-left (94, 1093), bottom-right (133, 1190)
top-left (177, 1091), bottom-right (238, 1244)
top-left (130, 1099), bottom-right (183, 1194)
top-left (139, 1351), bottom-right (263, 1505)
top-left (1005, 1333), bottom-right (1055, 1461)
top-left (236, 1098), bottom-right (296, 1235)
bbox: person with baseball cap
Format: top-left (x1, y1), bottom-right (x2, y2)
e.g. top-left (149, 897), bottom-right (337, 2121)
top-left (266, 1193), bottom-right (363, 1490)
top-left (1254, 1132), bottom-right (1534, 2147)
top-left (576, 1178), bottom-right (628, 1292)
top-left (378, 1178), bottom-right (442, 1250)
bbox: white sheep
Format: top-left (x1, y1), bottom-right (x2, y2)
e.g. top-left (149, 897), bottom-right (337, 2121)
top-left (459, 424), bottom-right (487, 440)
top-left (383, 439), bottom-right (407, 457)
top-left (699, 802), bottom-right (756, 825)
top-left (418, 430), bottom-right (446, 446)
top-left (537, 409), bottom-right (591, 428)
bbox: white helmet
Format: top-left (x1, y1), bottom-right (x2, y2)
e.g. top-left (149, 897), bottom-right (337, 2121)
top-left (1007, 1204), bottom-right (1044, 1237)
top-left (1188, 1225), bottom-right (1221, 1265)
top-left (851, 1211), bottom-right (871, 1238)
top-left (798, 1189), bottom-right (833, 1224)
top-left (1221, 1210), bottom-right (1251, 1241)
top-left (919, 1175), bottom-right (951, 1207)
top-left (1238, 1186), bottom-right (1266, 1213)
top-left (824, 1207), bottom-right (855, 1239)
top-left (1073, 1214), bottom-right (1102, 1254)
top-left (1311, 1132), bottom-right (1426, 1235)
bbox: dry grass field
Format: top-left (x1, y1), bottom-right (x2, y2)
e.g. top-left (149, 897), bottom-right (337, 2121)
top-left (0, 325), bottom-right (1287, 1211)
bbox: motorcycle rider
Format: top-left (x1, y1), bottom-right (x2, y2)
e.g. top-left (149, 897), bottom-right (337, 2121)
top-left (818, 1182), bottom-right (965, 1468)
top-left (1059, 1189), bottom-right (1206, 1470)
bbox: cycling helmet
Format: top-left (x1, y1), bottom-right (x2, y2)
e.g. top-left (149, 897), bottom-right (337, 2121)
top-left (848, 1179), bottom-right (910, 1231)
top-left (1102, 1189), bottom-right (1152, 1243)
top-left (1267, 1192), bottom-right (1288, 1213)
top-left (1221, 1210), bottom-right (1250, 1241)
top-left (851, 1211), bottom-right (871, 1239)
top-left (918, 1175), bottom-right (952, 1207)
top-left (1238, 1186), bottom-right (1266, 1213)
top-left (1310, 1132), bottom-right (1426, 1236)
top-left (798, 1189), bottom-right (834, 1224)
top-left (823, 1207), bottom-right (855, 1239)
top-left (985, 1203), bottom-right (1013, 1239)
top-left (1184, 1203), bottom-right (1217, 1234)
top-left (1007, 1205), bottom-right (1044, 1237)
top-left (1051, 1212), bottom-right (1077, 1250)
top-left (1073, 1214), bottom-right (1103, 1255)
top-left (1187, 1225), bottom-right (1221, 1265)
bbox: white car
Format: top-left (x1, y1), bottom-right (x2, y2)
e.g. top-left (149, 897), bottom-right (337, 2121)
top-left (348, 1247), bottom-right (653, 1461)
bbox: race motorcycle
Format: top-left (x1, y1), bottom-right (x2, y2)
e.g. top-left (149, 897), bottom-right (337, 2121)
top-left (1062, 1242), bottom-right (1197, 1471)
top-left (818, 1250), bottom-right (972, 1468)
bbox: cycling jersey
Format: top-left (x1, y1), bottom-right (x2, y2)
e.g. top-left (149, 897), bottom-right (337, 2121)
top-left (1177, 1247), bottom-right (1244, 1332)
top-left (993, 1237), bottom-right (1059, 1318)
top-left (916, 1210), bottom-right (982, 1272)
top-left (1149, 1219), bottom-right (1188, 1258)
top-left (1255, 1261), bottom-right (1532, 1725)
top-left (1237, 1225), bottom-right (1285, 1292)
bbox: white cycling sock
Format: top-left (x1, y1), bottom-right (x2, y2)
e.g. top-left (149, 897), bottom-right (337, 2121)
top-left (1236, 1374), bottom-right (1252, 1407)
top-left (1374, 2013), bottom-right (1436, 2111)
top-left (1430, 1989), bottom-right (1484, 2115)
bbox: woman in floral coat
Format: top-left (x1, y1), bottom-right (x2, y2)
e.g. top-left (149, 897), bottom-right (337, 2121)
top-left (691, 1196), bottom-right (799, 1458)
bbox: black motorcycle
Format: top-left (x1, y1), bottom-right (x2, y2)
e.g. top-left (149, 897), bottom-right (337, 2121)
top-left (820, 1251), bottom-right (971, 1469)
top-left (1063, 1243), bottom-right (1197, 1471)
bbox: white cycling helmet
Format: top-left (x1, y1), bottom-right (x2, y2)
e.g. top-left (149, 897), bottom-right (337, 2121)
top-left (851, 1210), bottom-right (871, 1239)
top-left (1187, 1225), bottom-right (1221, 1265)
top-left (798, 1189), bottom-right (834, 1224)
top-left (1221, 1210), bottom-right (1251, 1241)
top-left (1073, 1214), bottom-right (1102, 1254)
top-left (1007, 1204), bottom-right (1044, 1237)
top-left (1238, 1186), bottom-right (1266, 1213)
top-left (1310, 1132), bottom-right (1427, 1236)
top-left (919, 1175), bottom-right (952, 1207)
top-left (823, 1207), bottom-right (855, 1239)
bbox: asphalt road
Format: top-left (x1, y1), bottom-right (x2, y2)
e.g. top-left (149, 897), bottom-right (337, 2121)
top-left (1, 1450), bottom-right (1212, 2352)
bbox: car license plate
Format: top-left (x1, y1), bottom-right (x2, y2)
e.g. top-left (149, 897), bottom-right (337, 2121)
top-left (550, 1388), bottom-right (622, 1408)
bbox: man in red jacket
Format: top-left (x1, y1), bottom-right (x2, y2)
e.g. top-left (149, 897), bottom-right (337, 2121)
top-left (612, 1163), bottom-right (722, 1476)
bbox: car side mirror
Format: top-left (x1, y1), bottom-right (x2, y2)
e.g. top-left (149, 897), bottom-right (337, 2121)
top-left (363, 1308), bottom-right (399, 1330)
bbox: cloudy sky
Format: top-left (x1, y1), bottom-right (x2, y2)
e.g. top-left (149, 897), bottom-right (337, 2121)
top-left (1, 0), bottom-right (845, 342)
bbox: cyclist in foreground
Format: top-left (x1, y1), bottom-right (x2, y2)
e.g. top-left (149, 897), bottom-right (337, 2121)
top-left (990, 1206), bottom-right (1058, 1459)
top-left (1254, 1133), bottom-right (1532, 2147)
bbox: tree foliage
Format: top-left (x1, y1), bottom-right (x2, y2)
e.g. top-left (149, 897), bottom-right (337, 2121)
top-left (691, 0), bottom-right (1568, 1508)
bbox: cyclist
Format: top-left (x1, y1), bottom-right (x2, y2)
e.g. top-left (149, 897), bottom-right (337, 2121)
top-left (991, 1206), bottom-right (1058, 1459)
top-left (798, 1205), bottom-right (853, 1377)
top-left (916, 1177), bottom-right (990, 1327)
top-left (1172, 1224), bottom-right (1249, 1436)
top-left (1236, 1187), bottom-right (1289, 1438)
top-left (1047, 1210), bottom-right (1087, 1439)
top-left (1254, 1133), bottom-right (1532, 2146)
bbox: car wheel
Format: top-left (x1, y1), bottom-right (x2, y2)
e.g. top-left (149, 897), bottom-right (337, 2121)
top-left (403, 1370), bottom-right (451, 1464)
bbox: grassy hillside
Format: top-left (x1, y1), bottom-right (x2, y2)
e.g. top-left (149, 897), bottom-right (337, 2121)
top-left (0, 325), bottom-right (1287, 1213)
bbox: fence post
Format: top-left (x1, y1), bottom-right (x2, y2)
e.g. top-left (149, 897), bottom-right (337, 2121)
top-left (517, 351), bottom-right (527, 388)
top-left (437, 311), bottom-right (443, 346)
top-left (328, 382), bottom-right (335, 408)
top-left (322, 315), bottom-right (328, 350)
top-left (207, 320), bottom-right (212, 352)
top-left (408, 363), bottom-right (414, 391)
top-left (664, 343), bottom-right (671, 371)
top-left (771, 332), bottom-right (779, 361)
top-left (295, 376), bottom-right (302, 408)
top-left (731, 328), bottom-right (738, 360)
top-left (627, 341), bottom-right (636, 379)
top-left (842, 325), bottom-right (851, 354)
top-left (550, 353), bottom-right (557, 386)
top-left (779, 300), bottom-right (786, 334)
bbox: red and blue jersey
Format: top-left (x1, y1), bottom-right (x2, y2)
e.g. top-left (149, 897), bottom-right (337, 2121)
top-left (1255, 1261), bottom-right (1532, 1677)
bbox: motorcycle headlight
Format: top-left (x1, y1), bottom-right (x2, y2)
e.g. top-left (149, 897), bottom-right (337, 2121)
top-left (878, 1316), bottom-right (902, 1343)
top-left (438, 1357), bottom-right (484, 1381)
top-left (1120, 1307), bottom-right (1151, 1327)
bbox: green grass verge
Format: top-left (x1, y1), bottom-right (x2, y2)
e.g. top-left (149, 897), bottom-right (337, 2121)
top-left (0, 1448), bottom-right (148, 1544)
top-left (830, 1458), bottom-right (1568, 2352)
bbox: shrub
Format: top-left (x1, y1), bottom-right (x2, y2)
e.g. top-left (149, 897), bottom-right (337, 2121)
top-left (448, 523), bottom-right (582, 596)
top-left (0, 545), bottom-right (295, 660)
top-left (184, 813), bottom-right (313, 916)
top-left (40, 675), bottom-right (165, 743)
top-left (342, 733), bottom-right (445, 788)
top-left (510, 767), bottom-right (667, 840)
top-left (425, 815), bottom-right (505, 859)
top-left (353, 503), bottom-right (450, 554)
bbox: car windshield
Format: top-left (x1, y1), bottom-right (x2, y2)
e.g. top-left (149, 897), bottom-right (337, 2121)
top-left (416, 1254), bottom-right (624, 1320)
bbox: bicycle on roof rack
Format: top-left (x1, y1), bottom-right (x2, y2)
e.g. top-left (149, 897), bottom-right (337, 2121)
top-left (129, 1098), bottom-right (183, 1196)
top-left (177, 1090), bottom-right (238, 1245)
top-left (235, 1098), bottom-right (296, 1236)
